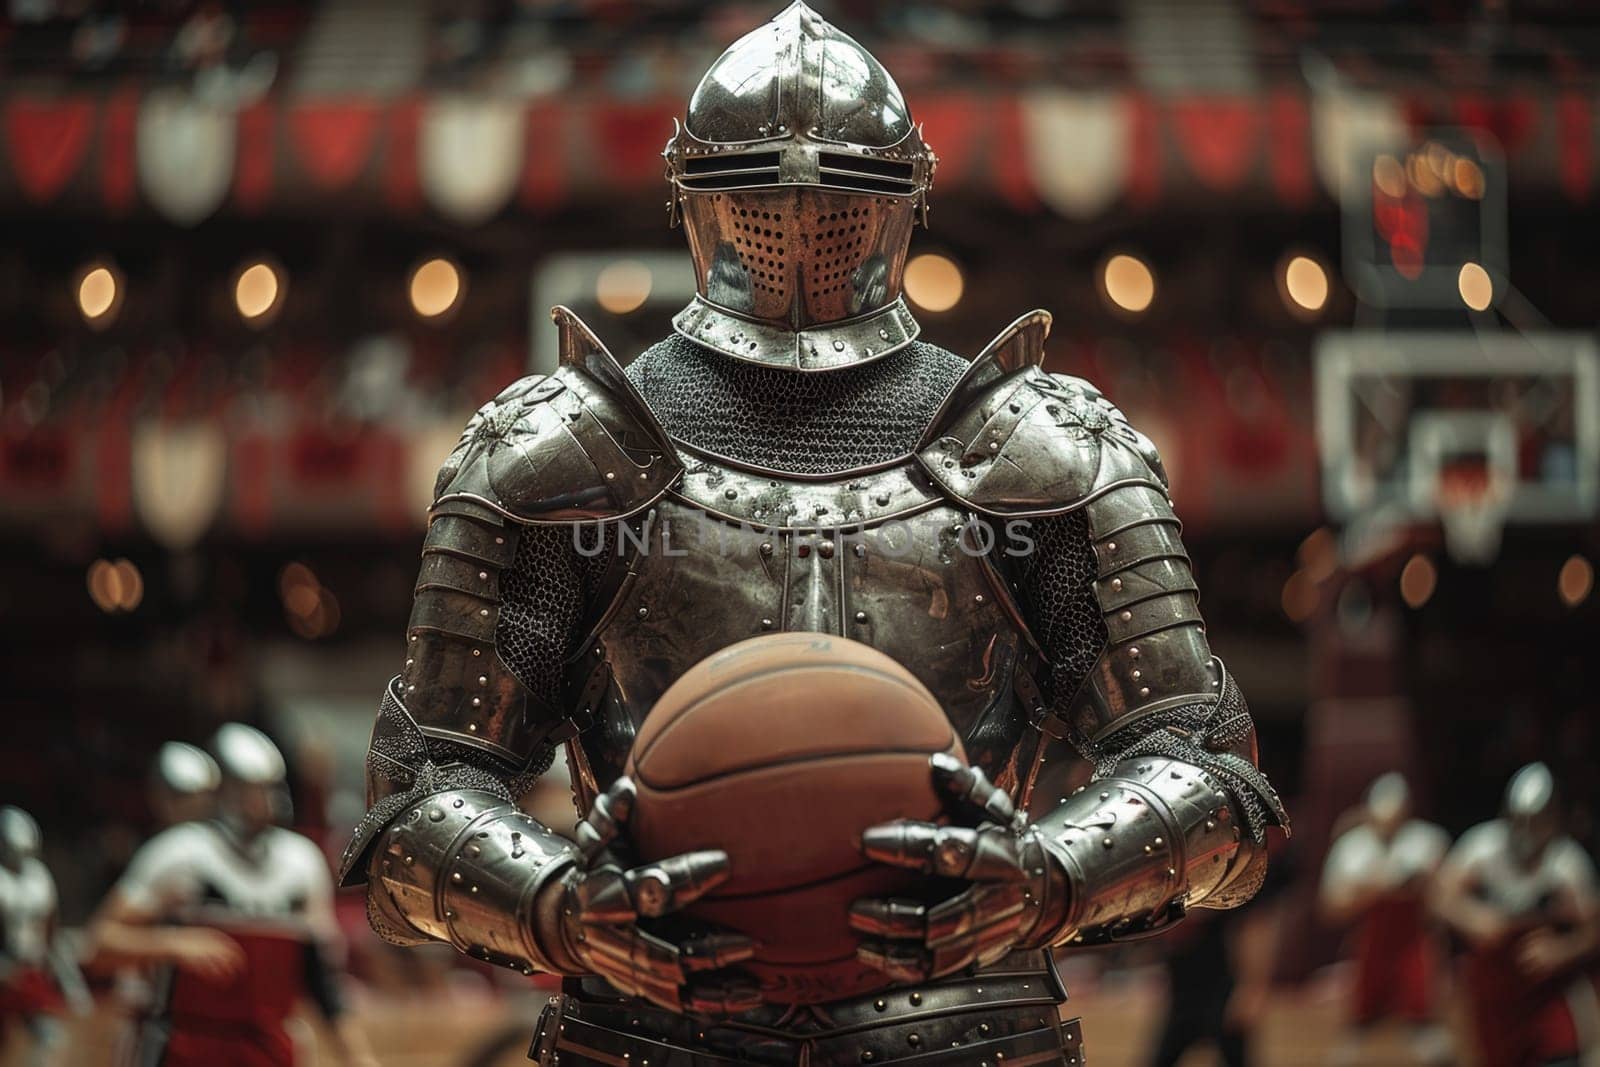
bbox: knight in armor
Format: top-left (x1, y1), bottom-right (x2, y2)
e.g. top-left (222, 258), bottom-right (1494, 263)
top-left (0, 807), bottom-right (86, 1067)
top-left (341, 4), bottom-right (1288, 1062)
top-left (89, 725), bottom-right (377, 1067)
top-left (1319, 773), bottom-right (1452, 1063)
top-left (1434, 763), bottom-right (1600, 1067)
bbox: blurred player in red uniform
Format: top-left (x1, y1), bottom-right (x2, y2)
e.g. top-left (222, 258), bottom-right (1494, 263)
top-left (88, 725), bottom-right (376, 1067)
top-left (1320, 773), bottom-right (1452, 1062)
top-left (0, 806), bottom-right (86, 1067)
top-left (1434, 763), bottom-right (1600, 1067)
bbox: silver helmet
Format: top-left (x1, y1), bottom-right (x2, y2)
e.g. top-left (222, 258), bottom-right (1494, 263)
top-left (664, 1), bottom-right (936, 364)
top-left (0, 805), bottom-right (41, 869)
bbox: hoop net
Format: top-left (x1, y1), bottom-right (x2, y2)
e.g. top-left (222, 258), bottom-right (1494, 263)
top-left (1435, 462), bottom-right (1510, 565)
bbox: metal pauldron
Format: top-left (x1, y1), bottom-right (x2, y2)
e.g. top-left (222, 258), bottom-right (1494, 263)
top-left (1032, 757), bottom-right (1249, 946)
top-left (530, 950), bottom-right (1085, 1067)
top-left (369, 789), bottom-right (577, 975)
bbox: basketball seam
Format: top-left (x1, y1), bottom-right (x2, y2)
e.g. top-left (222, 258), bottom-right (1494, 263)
top-left (632, 744), bottom-right (956, 793)
top-left (629, 661), bottom-right (946, 777)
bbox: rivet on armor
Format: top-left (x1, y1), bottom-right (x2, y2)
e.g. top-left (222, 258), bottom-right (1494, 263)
top-left (724, 488), bottom-right (737, 500)
top-left (405, 658), bottom-right (414, 668)
top-left (1132, 669), bottom-right (1142, 680)
top-left (1107, 541), bottom-right (1117, 552)
top-left (637, 606), bottom-right (649, 619)
top-left (478, 675), bottom-right (488, 686)
top-left (1140, 687), bottom-right (1151, 697)
top-left (761, 618), bottom-right (775, 630)
top-left (874, 999), bottom-right (886, 1011)
top-left (1120, 610), bottom-right (1132, 622)
top-left (404, 855), bottom-right (415, 866)
top-left (451, 871), bottom-right (463, 883)
top-left (1144, 844), bottom-right (1153, 855)
top-left (855, 611), bottom-right (868, 624)
top-left (1099, 790), bottom-right (1110, 800)
top-left (1102, 836), bottom-right (1114, 849)
top-left (1110, 578), bottom-right (1123, 592)
top-left (1129, 646), bottom-right (1141, 658)
top-left (453, 798), bottom-right (464, 808)
top-left (878, 328), bottom-right (889, 340)
top-left (605, 471), bottom-right (616, 481)
top-left (819, 540), bottom-right (835, 558)
top-left (907, 1034), bottom-right (921, 1048)
top-left (974, 594), bottom-right (985, 604)
top-left (760, 542), bottom-right (773, 556)
top-left (853, 543), bottom-right (867, 558)
top-left (833, 340), bottom-right (845, 351)
top-left (495, 536), bottom-right (505, 545)
top-left (472, 697), bottom-right (482, 708)
top-left (875, 492), bottom-right (890, 506)
top-left (909, 992), bottom-right (922, 1005)
top-left (478, 571), bottom-right (488, 581)
top-left (479, 608), bottom-right (490, 618)
top-left (1205, 819), bottom-right (1217, 831)
top-left (472, 648), bottom-right (482, 657)
top-left (429, 808), bottom-right (445, 822)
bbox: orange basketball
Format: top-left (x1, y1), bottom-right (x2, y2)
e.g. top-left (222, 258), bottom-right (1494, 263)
top-left (626, 633), bottom-right (964, 1005)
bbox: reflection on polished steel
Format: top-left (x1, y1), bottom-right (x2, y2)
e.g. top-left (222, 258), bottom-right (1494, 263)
top-left (343, 4), bottom-right (1287, 1064)
top-left (664, 2), bottom-right (936, 359)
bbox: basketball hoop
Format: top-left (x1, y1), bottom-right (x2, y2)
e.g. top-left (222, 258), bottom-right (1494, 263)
top-left (1435, 462), bottom-right (1510, 566)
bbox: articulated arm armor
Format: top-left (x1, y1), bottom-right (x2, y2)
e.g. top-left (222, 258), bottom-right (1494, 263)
top-left (917, 320), bottom-right (1288, 947)
top-left (340, 310), bottom-right (683, 975)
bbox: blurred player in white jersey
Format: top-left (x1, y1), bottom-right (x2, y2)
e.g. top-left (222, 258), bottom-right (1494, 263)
top-left (1434, 763), bottom-right (1600, 1067)
top-left (0, 806), bottom-right (86, 1067)
top-left (89, 724), bottom-right (376, 1067)
top-left (1320, 772), bottom-right (1452, 1063)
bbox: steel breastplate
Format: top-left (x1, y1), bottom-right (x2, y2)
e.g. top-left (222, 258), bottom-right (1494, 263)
top-left (563, 446), bottom-right (1041, 802)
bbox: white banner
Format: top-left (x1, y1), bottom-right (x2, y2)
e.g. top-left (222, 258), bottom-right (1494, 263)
top-left (137, 91), bottom-right (237, 226)
top-left (1311, 90), bottom-right (1408, 202)
top-left (420, 95), bottom-right (525, 225)
top-left (132, 421), bottom-right (227, 550)
top-left (1020, 90), bottom-right (1130, 219)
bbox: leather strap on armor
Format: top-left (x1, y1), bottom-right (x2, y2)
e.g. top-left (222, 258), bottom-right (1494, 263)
top-left (369, 789), bottom-right (577, 974)
top-left (1031, 757), bottom-right (1259, 947)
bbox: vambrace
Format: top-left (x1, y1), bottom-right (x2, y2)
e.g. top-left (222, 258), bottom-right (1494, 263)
top-left (367, 789), bottom-right (577, 975)
top-left (1030, 755), bottom-right (1263, 947)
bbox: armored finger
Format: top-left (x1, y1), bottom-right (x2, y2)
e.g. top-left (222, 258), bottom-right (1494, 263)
top-left (683, 972), bottom-right (765, 1016)
top-left (571, 866), bottom-right (636, 925)
top-left (847, 897), bottom-right (928, 940)
top-left (926, 884), bottom-right (1025, 951)
top-left (626, 849), bottom-right (731, 917)
top-left (574, 777), bottom-right (637, 859)
top-left (971, 912), bottom-right (1025, 969)
top-left (855, 941), bottom-right (931, 984)
top-left (959, 827), bottom-right (1031, 882)
top-left (582, 924), bottom-right (687, 986)
top-left (859, 819), bottom-right (943, 872)
top-left (677, 931), bottom-right (758, 972)
top-left (930, 754), bottom-right (1018, 828)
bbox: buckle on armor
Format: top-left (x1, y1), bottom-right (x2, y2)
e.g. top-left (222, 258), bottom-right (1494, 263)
top-left (527, 995), bottom-right (561, 1065)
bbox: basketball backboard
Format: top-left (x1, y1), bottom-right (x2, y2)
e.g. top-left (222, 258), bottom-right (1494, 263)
top-left (1315, 330), bottom-right (1599, 561)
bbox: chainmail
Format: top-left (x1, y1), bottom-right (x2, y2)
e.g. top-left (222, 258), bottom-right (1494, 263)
top-left (497, 522), bottom-right (615, 709)
top-left (626, 334), bottom-right (968, 474)
top-left (1014, 512), bottom-right (1287, 850)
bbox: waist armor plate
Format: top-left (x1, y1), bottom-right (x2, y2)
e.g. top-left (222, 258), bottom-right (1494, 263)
top-left (531, 950), bottom-right (1083, 1067)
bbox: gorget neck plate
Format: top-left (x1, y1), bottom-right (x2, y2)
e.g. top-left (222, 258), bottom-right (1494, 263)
top-left (672, 295), bottom-right (920, 372)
